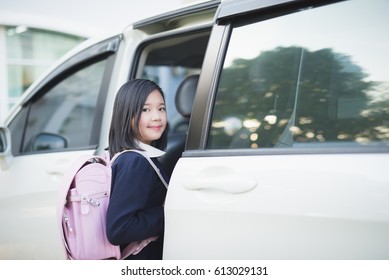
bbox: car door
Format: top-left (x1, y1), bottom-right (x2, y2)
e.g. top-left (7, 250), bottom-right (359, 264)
top-left (0, 36), bottom-right (120, 259)
top-left (164, 0), bottom-right (389, 259)
top-left (129, 3), bottom-right (217, 176)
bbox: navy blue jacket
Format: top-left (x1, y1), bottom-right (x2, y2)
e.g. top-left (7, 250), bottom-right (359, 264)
top-left (106, 150), bottom-right (169, 260)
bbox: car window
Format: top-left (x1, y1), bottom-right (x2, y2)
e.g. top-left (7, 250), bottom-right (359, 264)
top-left (21, 59), bottom-right (107, 153)
top-left (208, 0), bottom-right (389, 149)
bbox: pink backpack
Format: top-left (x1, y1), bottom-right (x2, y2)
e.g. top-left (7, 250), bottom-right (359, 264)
top-left (57, 150), bottom-right (168, 260)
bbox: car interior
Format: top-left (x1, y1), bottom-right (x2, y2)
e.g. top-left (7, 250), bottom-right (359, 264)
top-left (137, 31), bottom-right (210, 176)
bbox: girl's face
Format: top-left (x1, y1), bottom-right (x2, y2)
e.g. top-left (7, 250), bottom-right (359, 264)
top-left (137, 89), bottom-right (167, 145)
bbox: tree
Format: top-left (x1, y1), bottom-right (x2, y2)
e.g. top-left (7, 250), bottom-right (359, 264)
top-left (209, 46), bottom-right (389, 148)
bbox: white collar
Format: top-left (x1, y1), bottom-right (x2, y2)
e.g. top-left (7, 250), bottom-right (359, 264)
top-left (137, 142), bottom-right (165, 158)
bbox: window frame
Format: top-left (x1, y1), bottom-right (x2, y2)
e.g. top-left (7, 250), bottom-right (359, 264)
top-left (9, 36), bottom-right (121, 156)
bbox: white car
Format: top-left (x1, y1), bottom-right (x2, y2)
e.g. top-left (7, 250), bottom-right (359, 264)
top-left (1, 0), bottom-right (388, 259)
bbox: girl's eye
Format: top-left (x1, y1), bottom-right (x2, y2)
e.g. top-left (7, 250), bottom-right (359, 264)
top-left (159, 107), bottom-right (166, 111)
top-left (142, 108), bottom-right (150, 112)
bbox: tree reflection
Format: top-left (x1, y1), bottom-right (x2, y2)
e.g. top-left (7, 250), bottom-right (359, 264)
top-left (209, 46), bottom-right (389, 149)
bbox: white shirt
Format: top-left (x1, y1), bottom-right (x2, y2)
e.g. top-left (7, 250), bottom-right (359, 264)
top-left (137, 141), bottom-right (165, 158)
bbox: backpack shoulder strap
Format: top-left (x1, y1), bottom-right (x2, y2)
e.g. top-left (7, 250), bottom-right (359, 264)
top-left (111, 150), bottom-right (168, 189)
top-left (130, 150), bottom-right (168, 189)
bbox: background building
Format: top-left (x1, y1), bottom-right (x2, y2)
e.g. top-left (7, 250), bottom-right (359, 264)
top-left (0, 0), bottom-right (192, 122)
top-left (0, 26), bottom-right (85, 121)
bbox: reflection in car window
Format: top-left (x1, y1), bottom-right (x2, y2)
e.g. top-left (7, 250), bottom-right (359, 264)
top-left (208, 0), bottom-right (389, 149)
top-left (22, 59), bottom-right (107, 152)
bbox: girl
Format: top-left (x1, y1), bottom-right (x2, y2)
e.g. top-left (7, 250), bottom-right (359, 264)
top-left (106, 79), bottom-right (169, 260)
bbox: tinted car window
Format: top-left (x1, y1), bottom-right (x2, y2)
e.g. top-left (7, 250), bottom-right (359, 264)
top-left (22, 59), bottom-right (107, 153)
top-left (208, 0), bottom-right (389, 149)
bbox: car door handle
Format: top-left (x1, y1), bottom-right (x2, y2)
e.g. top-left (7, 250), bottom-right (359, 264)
top-left (182, 171), bottom-right (257, 194)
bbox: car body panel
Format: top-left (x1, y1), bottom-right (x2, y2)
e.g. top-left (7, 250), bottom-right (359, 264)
top-left (0, 150), bottom-right (94, 259)
top-left (164, 153), bottom-right (389, 259)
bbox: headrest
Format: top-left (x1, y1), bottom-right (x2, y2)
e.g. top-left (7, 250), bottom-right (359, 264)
top-left (175, 74), bottom-right (199, 118)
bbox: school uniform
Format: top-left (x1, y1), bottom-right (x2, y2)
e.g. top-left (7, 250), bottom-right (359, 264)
top-left (106, 143), bottom-right (169, 260)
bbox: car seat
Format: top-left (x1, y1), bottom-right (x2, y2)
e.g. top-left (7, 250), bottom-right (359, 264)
top-left (160, 74), bottom-right (199, 176)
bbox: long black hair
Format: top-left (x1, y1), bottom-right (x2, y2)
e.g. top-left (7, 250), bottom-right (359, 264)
top-left (108, 79), bottom-right (167, 157)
